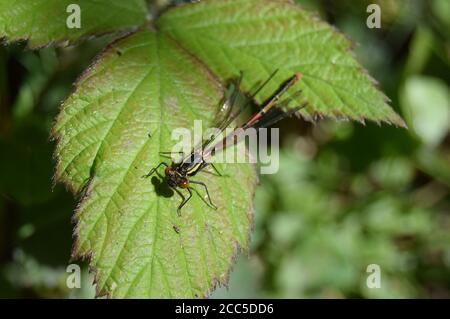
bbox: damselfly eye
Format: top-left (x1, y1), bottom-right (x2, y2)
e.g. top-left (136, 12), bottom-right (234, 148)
top-left (179, 178), bottom-right (189, 189)
top-left (165, 166), bottom-right (173, 176)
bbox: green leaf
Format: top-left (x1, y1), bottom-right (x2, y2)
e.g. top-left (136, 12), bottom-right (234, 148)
top-left (53, 31), bottom-right (255, 298)
top-left (158, 0), bottom-right (405, 126)
top-left (0, 0), bottom-right (148, 48)
top-left (400, 76), bottom-right (450, 147)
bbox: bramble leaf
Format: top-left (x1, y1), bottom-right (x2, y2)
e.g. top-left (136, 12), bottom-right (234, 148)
top-left (53, 31), bottom-right (255, 298)
top-left (0, 0), bottom-right (148, 48)
top-left (51, 0), bottom-right (407, 298)
top-left (158, 0), bottom-right (406, 126)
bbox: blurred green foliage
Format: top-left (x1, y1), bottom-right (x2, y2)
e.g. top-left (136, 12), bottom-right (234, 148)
top-left (1, 0), bottom-right (449, 298)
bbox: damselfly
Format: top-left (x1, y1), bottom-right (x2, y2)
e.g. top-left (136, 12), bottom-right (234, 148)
top-left (143, 71), bottom-right (304, 215)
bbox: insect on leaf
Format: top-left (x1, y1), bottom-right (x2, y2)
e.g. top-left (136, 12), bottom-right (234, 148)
top-left (158, 0), bottom-right (406, 126)
top-left (53, 31), bottom-right (256, 298)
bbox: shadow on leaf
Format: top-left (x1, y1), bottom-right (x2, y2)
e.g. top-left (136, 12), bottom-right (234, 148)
top-left (150, 176), bottom-right (174, 198)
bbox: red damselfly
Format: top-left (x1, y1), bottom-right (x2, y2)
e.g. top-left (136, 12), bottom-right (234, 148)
top-left (143, 71), bottom-right (304, 215)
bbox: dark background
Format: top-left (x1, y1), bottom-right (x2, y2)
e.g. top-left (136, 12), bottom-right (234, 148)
top-left (0, 0), bottom-right (449, 298)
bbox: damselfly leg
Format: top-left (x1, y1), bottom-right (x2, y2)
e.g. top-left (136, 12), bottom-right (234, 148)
top-left (190, 180), bottom-right (217, 209)
top-left (210, 163), bottom-right (223, 177)
top-left (173, 187), bottom-right (192, 216)
top-left (142, 162), bottom-right (168, 178)
top-left (159, 151), bottom-right (185, 155)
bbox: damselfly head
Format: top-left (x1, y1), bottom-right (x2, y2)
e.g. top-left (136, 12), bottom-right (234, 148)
top-left (179, 178), bottom-right (189, 189)
top-left (165, 166), bottom-right (174, 177)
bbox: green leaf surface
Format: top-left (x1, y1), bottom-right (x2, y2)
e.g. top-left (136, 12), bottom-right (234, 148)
top-left (53, 31), bottom-right (255, 298)
top-left (0, 0), bottom-right (148, 48)
top-left (401, 76), bottom-right (450, 147)
top-left (158, 0), bottom-right (405, 126)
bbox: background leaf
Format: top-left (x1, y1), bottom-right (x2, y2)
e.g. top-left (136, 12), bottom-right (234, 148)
top-left (0, 0), bottom-right (148, 48)
top-left (158, 0), bottom-right (405, 126)
top-left (53, 30), bottom-right (255, 298)
top-left (400, 76), bottom-right (450, 147)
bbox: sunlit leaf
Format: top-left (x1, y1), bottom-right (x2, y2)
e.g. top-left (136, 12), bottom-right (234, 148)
top-left (0, 0), bottom-right (148, 48)
top-left (158, 0), bottom-right (405, 126)
top-left (53, 31), bottom-right (255, 298)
